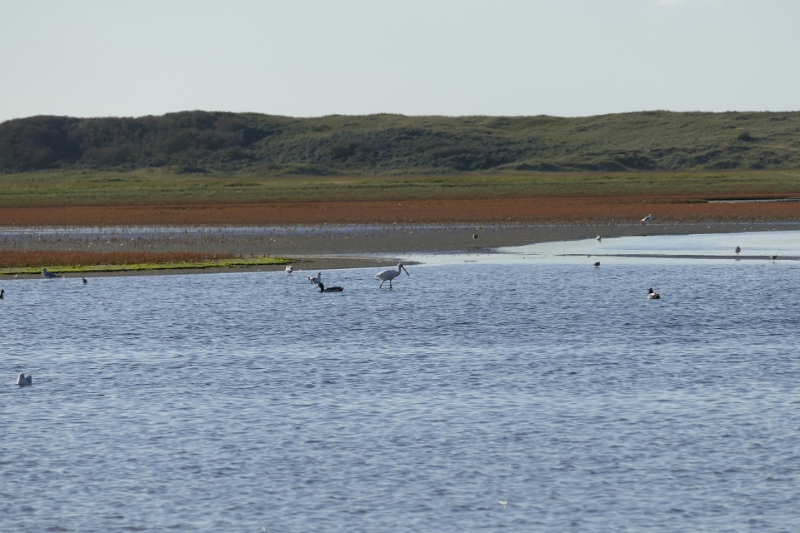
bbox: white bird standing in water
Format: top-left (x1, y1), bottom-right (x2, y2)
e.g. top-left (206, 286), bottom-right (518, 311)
top-left (285, 265), bottom-right (294, 274)
top-left (41, 268), bottom-right (61, 279)
top-left (307, 272), bottom-right (321, 284)
top-left (376, 263), bottom-right (409, 290)
top-left (641, 214), bottom-right (654, 223)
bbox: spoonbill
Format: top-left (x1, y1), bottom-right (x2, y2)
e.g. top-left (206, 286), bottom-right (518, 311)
top-left (42, 268), bottom-right (61, 279)
top-left (307, 272), bottom-right (322, 284)
top-left (641, 214), bottom-right (654, 223)
top-left (735, 246), bottom-right (741, 255)
top-left (317, 283), bottom-right (344, 292)
top-left (376, 263), bottom-right (409, 290)
top-left (285, 265), bottom-right (294, 274)
top-left (647, 288), bottom-right (660, 299)
top-left (16, 373), bottom-right (32, 386)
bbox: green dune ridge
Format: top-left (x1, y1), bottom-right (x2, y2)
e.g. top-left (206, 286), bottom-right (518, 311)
top-left (2, 111), bottom-right (800, 175)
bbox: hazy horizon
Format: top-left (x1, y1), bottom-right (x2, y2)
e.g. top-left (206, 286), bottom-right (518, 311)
top-left (2, 0), bottom-right (799, 123)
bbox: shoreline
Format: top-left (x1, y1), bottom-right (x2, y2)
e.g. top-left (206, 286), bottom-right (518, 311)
top-left (3, 220), bottom-right (800, 278)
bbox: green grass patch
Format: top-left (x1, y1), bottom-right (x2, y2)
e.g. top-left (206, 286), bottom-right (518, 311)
top-left (0, 256), bottom-right (291, 276)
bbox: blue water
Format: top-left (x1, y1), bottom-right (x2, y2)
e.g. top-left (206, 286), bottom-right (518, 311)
top-left (3, 238), bottom-right (800, 532)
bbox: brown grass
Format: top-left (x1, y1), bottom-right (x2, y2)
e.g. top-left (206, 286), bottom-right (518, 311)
top-left (0, 196), bottom-right (799, 226)
top-left (0, 250), bottom-right (238, 268)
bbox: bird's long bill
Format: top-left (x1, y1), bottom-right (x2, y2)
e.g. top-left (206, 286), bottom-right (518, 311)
top-left (402, 265), bottom-right (409, 276)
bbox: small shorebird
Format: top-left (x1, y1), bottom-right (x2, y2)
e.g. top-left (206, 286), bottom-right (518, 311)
top-left (317, 283), bottom-right (344, 292)
top-left (593, 261), bottom-right (600, 267)
top-left (307, 272), bottom-right (322, 284)
top-left (647, 288), bottom-right (660, 299)
top-left (41, 268), bottom-right (61, 279)
top-left (16, 373), bottom-right (32, 386)
top-left (376, 263), bottom-right (409, 290)
top-left (735, 246), bottom-right (741, 255)
top-left (641, 214), bottom-right (654, 223)
top-left (770, 255), bottom-right (778, 261)
top-left (285, 265), bottom-right (294, 274)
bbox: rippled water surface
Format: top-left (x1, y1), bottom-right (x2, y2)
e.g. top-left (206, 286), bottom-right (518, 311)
top-left (4, 236), bottom-right (800, 532)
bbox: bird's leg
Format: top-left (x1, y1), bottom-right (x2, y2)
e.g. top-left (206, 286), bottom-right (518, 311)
top-left (389, 280), bottom-right (393, 290)
top-left (379, 280), bottom-right (385, 289)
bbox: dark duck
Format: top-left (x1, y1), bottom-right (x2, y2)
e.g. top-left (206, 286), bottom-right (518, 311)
top-left (318, 283), bottom-right (343, 292)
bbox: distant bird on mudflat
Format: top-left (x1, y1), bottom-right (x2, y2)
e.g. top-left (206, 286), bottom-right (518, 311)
top-left (16, 373), bottom-right (32, 386)
top-left (473, 234), bottom-right (478, 240)
top-left (285, 265), bottom-right (293, 274)
top-left (317, 283), bottom-right (343, 292)
top-left (82, 277), bottom-right (88, 284)
top-left (376, 263), bottom-right (409, 290)
top-left (593, 261), bottom-right (600, 267)
top-left (770, 255), bottom-right (778, 261)
top-left (735, 246), bottom-right (741, 255)
top-left (641, 214), bottom-right (654, 223)
top-left (647, 288), bottom-right (660, 299)
top-left (41, 268), bottom-right (61, 279)
top-left (596, 235), bottom-right (602, 242)
top-left (307, 272), bottom-right (321, 284)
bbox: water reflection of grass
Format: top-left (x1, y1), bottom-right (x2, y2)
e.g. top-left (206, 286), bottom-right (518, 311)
top-left (0, 250), bottom-right (289, 275)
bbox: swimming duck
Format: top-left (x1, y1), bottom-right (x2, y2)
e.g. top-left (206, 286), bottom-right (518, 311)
top-left (82, 277), bottom-right (88, 284)
top-left (647, 288), bottom-right (660, 299)
top-left (593, 261), bottom-right (600, 267)
top-left (317, 283), bottom-right (343, 292)
top-left (16, 373), bottom-right (32, 386)
top-left (0, 289), bottom-right (4, 299)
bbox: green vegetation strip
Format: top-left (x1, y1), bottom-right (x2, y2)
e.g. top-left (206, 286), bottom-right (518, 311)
top-left (0, 256), bottom-right (291, 276)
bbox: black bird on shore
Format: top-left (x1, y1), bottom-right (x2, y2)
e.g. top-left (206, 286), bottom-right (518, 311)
top-left (318, 283), bottom-right (344, 293)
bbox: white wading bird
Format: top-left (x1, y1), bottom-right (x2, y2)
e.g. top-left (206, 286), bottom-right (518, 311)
top-left (285, 265), bottom-right (294, 274)
top-left (376, 263), bottom-right (409, 290)
top-left (641, 214), bottom-right (654, 223)
top-left (307, 272), bottom-right (321, 284)
top-left (16, 373), bottom-right (32, 386)
top-left (41, 268), bottom-right (61, 279)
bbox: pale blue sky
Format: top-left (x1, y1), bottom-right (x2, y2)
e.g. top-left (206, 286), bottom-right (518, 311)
top-left (1, 0), bottom-right (798, 122)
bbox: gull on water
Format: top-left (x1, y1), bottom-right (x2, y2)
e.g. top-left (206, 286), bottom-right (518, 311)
top-left (42, 268), bottom-right (61, 279)
top-left (647, 288), bottom-right (660, 299)
top-left (376, 263), bottom-right (409, 290)
top-left (285, 265), bottom-right (294, 274)
top-left (307, 272), bottom-right (322, 284)
top-left (16, 373), bottom-right (32, 386)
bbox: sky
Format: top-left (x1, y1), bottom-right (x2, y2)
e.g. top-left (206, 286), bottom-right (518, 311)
top-left (1, 0), bottom-right (799, 122)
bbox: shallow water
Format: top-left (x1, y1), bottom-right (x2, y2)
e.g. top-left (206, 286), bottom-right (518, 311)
top-left (3, 234), bottom-right (800, 532)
